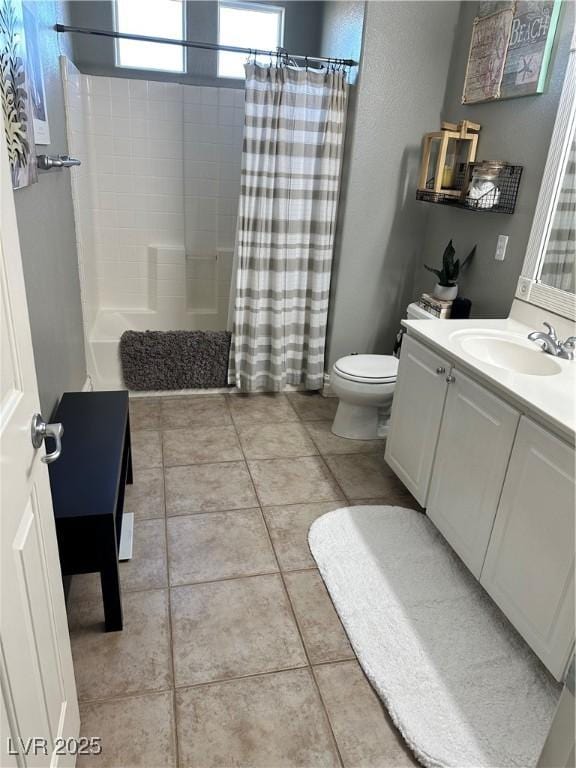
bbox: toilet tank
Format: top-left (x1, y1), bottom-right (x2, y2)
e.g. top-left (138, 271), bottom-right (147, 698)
top-left (406, 302), bottom-right (438, 320)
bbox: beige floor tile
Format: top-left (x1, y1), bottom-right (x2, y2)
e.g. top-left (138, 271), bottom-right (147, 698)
top-left (69, 519), bottom-right (168, 600)
top-left (228, 393), bottom-right (299, 426)
top-left (325, 454), bottom-right (401, 499)
top-left (170, 574), bottom-right (306, 686)
top-left (67, 572), bottom-right (101, 602)
top-left (165, 461), bottom-right (257, 515)
top-left (160, 395), bottom-right (231, 429)
top-left (238, 422), bottom-right (317, 459)
top-left (69, 589), bottom-right (172, 701)
top-left (119, 518), bottom-right (167, 591)
top-left (314, 661), bottom-right (419, 767)
top-left (263, 501), bottom-right (344, 571)
top-left (249, 456), bottom-right (343, 506)
top-left (131, 430), bottom-right (162, 469)
top-left (176, 668), bottom-right (341, 768)
top-left (78, 691), bottom-right (176, 767)
top-left (124, 467), bottom-right (165, 519)
top-left (305, 420), bottom-right (386, 455)
top-left (285, 569), bottom-right (354, 664)
top-left (287, 393), bottom-right (339, 421)
top-left (167, 510), bottom-right (277, 585)
top-left (129, 397), bottom-right (161, 431)
top-left (163, 425), bottom-right (242, 466)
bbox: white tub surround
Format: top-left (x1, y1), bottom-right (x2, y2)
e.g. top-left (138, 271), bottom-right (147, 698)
top-left (401, 300), bottom-right (575, 443)
top-left (61, 56), bottom-right (244, 390)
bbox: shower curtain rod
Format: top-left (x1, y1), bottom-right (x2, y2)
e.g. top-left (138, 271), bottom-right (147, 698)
top-left (54, 24), bottom-right (358, 67)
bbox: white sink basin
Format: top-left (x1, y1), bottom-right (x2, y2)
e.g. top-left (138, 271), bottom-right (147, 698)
top-left (450, 330), bottom-right (562, 376)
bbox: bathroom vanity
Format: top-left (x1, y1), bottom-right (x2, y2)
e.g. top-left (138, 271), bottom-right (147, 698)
top-left (385, 306), bottom-right (575, 681)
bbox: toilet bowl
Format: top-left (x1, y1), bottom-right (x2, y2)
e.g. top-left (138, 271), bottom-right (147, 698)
top-left (330, 302), bottom-right (437, 440)
top-left (331, 354), bottom-right (398, 439)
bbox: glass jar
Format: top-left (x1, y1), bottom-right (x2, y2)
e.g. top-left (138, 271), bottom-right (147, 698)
top-left (466, 161), bottom-right (504, 209)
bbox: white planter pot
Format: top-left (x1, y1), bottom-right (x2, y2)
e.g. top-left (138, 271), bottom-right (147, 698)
top-left (433, 283), bottom-right (458, 301)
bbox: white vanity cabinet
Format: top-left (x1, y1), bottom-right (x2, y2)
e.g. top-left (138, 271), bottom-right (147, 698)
top-left (427, 370), bottom-right (520, 578)
top-left (386, 331), bottom-right (575, 679)
top-left (480, 417), bottom-right (575, 680)
top-left (385, 336), bottom-right (450, 505)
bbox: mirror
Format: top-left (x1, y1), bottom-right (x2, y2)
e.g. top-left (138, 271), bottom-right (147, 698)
top-left (539, 136), bottom-right (575, 294)
top-left (517, 33), bottom-right (576, 320)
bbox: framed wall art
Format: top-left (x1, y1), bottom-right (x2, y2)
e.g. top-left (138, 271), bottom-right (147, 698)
top-left (463, 0), bottom-right (562, 104)
top-left (462, 8), bottom-right (515, 104)
top-left (0, 0), bottom-right (37, 188)
top-left (500, 0), bottom-right (562, 99)
top-left (23, 2), bottom-right (50, 144)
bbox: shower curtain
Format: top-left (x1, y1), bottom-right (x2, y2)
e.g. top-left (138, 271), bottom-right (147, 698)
top-left (228, 62), bottom-right (349, 392)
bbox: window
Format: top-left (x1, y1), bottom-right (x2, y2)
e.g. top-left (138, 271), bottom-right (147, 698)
top-left (218, 1), bottom-right (284, 79)
top-left (114, 0), bottom-right (185, 73)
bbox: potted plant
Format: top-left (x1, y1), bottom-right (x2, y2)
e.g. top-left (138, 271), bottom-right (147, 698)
top-left (425, 240), bottom-right (476, 301)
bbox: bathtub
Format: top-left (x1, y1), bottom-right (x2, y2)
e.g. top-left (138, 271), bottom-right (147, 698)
top-left (86, 249), bottom-right (232, 394)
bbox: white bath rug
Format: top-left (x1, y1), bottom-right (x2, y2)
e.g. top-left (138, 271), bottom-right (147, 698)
top-left (308, 506), bottom-right (561, 768)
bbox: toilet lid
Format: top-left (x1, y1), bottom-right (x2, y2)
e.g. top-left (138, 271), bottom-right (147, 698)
top-left (334, 354), bottom-right (398, 383)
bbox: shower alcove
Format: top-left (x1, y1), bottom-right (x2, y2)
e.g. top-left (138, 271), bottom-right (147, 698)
top-left (62, 56), bottom-right (242, 390)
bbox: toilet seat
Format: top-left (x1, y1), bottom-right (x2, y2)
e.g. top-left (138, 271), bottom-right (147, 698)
top-left (334, 354), bottom-right (398, 384)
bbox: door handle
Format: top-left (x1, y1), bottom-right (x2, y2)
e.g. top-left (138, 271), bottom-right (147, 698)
top-left (31, 414), bottom-right (64, 464)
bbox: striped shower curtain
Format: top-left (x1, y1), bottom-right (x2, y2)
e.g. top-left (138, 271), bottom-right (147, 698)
top-left (228, 63), bottom-right (348, 392)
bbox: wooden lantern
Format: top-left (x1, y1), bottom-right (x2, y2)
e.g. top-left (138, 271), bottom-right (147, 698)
top-left (418, 120), bottom-right (481, 197)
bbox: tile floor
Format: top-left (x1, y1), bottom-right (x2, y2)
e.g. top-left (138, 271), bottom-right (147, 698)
top-left (68, 392), bottom-right (422, 767)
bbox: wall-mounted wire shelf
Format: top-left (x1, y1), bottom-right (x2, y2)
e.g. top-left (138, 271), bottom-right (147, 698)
top-left (416, 162), bottom-right (523, 215)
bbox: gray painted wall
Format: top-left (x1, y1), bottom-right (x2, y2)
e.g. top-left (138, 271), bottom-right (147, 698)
top-left (320, 0), bottom-right (364, 84)
top-left (66, 0), bottom-right (325, 87)
top-left (15, 1), bottom-right (86, 417)
top-left (325, 0), bottom-right (460, 369)
top-left (413, 1), bottom-right (575, 319)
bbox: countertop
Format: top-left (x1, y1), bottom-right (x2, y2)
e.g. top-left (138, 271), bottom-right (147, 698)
top-left (402, 317), bottom-right (576, 444)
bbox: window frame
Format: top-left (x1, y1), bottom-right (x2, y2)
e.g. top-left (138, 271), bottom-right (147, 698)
top-left (516, 33), bottom-right (576, 321)
top-left (113, 0), bottom-right (187, 74)
top-left (217, 0), bottom-right (285, 80)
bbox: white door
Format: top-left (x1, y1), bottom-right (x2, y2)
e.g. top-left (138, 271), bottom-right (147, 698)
top-left (385, 335), bottom-right (450, 505)
top-left (0, 129), bottom-right (79, 763)
top-left (480, 416), bottom-right (575, 680)
top-left (427, 369), bottom-right (520, 578)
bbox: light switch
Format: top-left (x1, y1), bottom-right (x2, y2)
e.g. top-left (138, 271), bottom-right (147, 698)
top-left (495, 235), bottom-right (508, 261)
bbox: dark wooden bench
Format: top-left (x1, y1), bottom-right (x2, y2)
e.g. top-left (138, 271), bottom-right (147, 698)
top-left (48, 391), bottom-right (132, 632)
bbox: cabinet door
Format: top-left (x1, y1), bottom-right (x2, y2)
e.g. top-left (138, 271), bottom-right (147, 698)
top-left (427, 369), bottom-right (520, 578)
top-left (480, 417), bottom-right (575, 680)
top-left (385, 335), bottom-right (450, 505)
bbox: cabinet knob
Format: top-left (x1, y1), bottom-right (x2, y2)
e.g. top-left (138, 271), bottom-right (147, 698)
top-left (446, 375), bottom-right (455, 383)
top-left (436, 367), bottom-right (446, 375)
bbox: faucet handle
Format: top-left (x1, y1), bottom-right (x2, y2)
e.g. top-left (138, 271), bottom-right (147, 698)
top-left (543, 322), bottom-right (557, 339)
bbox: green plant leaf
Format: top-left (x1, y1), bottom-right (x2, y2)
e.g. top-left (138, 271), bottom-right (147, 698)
top-left (424, 264), bottom-right (442, 280)
top-left (462, 245), bottom-right (477, 269)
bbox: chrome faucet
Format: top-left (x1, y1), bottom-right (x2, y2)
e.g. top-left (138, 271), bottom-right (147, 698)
top-left (528, 322), bottom-right (576, 360)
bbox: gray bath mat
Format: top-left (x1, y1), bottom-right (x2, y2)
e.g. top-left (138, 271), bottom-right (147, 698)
top-left (309, 506), bottom-right (560, 768)
top-left (120, 330), bottom-right (231, 390)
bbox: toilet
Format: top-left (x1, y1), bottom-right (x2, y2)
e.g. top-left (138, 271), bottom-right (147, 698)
top-left (330, 302), bottom-right (436, 440)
